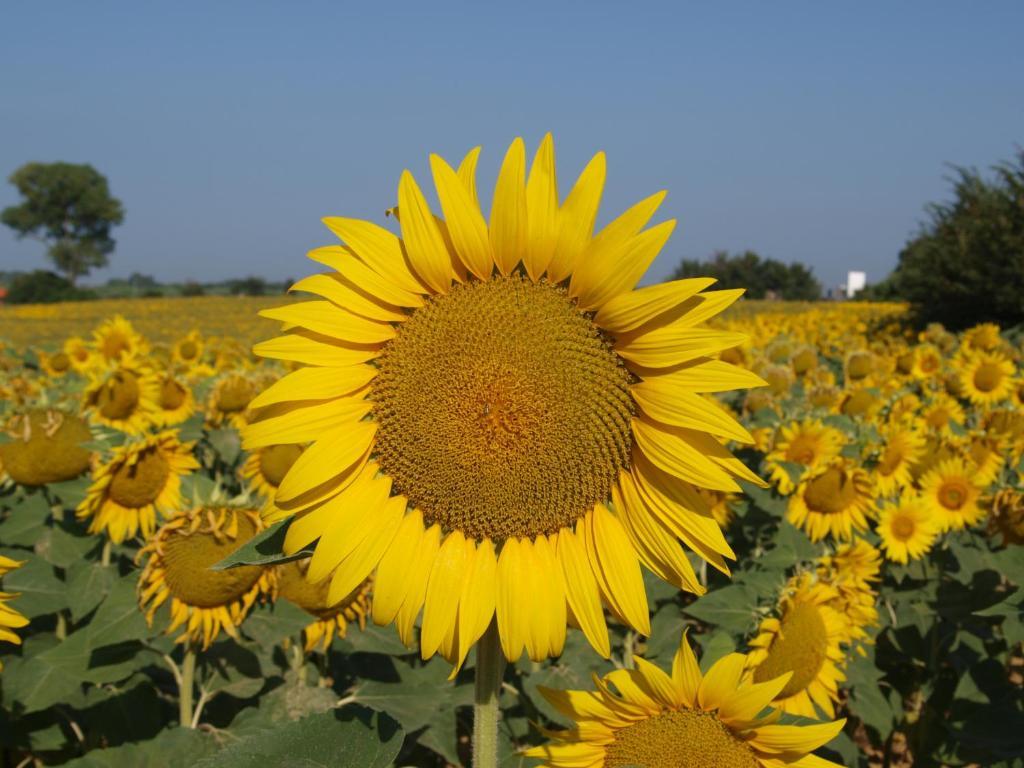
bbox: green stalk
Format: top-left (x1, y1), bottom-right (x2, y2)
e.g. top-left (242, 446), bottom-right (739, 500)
top-left (100, 540), bottom-right (112, 567)
top-left (472, 620), bottom-right (506, 768)
top-left (179, 644), bottom-right (197, 728)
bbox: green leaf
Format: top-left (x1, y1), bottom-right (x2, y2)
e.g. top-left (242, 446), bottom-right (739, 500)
top-left (35, 519), bottom-right (96, 568)
top-left (339, 622), bottom-right (414, 657)
top-left (197, 708), bottom-right (403, 768)
top-left (46, 476), bottom-right (92, 508)
top-left (0, 492), bottom-right (53, 546)
top-left (683, 584), bottom-right (759, 635)
top-left (212, 518), bottom-right (311, 570)
top-left (63, 726), bottom-right (219, 767)
top-left (0, 553), bottom-right (67, 617)
top-left (66, 561), bottom-right (117, 621)
top-left (207, 428), bottom-right (242, 465)
top-left (242, 599), bottom-right (314, 650)
top-left (695, 631), bottom-right (736, 672)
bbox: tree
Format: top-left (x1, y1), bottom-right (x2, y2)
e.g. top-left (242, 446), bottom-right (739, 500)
top-left (672, 250), bottom-right (822, 300)
top-left (1, 162), bottom-right (125, 284)
top-left (5, 270), bottom-right (96, 304)
top-left (880, 151), bottom-right (1024, 329)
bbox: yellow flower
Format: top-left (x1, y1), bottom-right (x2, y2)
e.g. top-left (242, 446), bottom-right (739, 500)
top-left (277, 559), bottom-right (371, 652)
top-left (172, 330), bottom-right (205, 367)
top-left (962, 322), bottom-right (1003, 353)
top-left (988, 489), bottom-right (1024, 546)
top-left (240, 443), bottom-right (305, 519)
top-left (787, 461), bottom-right (873, 541)
top-left (524, 629), bottom-right (844, 768)
top-left (958, 351), bottom-right (1016, 407)
top-left (920, 393), bottom-right (965, 437)
top-left (871, 426), bottom-right (925, 498)
top-left (153, 371), bottom-right (197, 427)
top-left (919, 458), bottom-right (984, 532)
top-left (0, 556), bottom-right (30, 672)
top-left (63, 336), bottom-right (95, 371)
top-left (137, 507), bottom-right (276, 649)
top-left (39, 349), bottom-right (74, 378)
top-left (245, 135), bottom-right (766, 666)
top-left (765, 419), bottom-right (845, 495)
top-left (77, 431), bottom-right (199, 543)
top-left (816, 539), bottom-right (880, 654)
top-left (876, 496), bottom-right (939, 564)
top-left (207, 373), bottom-right (258, 428)
top-left (90, 314), bottom-right (148, 366)
top-left (745, 574), bottom-right (848, 719)
top-left (82, 355), bottom-right (161, 435)
top-left (0, 410), bottom-right (93, 487)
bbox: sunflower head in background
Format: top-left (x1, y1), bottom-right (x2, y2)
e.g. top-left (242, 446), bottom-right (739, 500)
top-left (0, 409), bottom-right (93, 487)
top-left (524, 628), bottom-right (845, 768)
top-left (77, 431), bottom-right (198, 544)
top-left (244, 135), bottom-right (768, 666)
top-left (277, 558), bottom-right (371, 653)
top-left (90, 315), bottom-right (148, 366)
top-left (787, 459), bottom-right (873, 542)
top-left (137, 507), bottom-right (275, 650)
top-left (82, 354), bottom-right (161, 435)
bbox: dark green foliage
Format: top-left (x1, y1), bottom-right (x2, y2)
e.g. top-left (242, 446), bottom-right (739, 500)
top-left (883, 151), bottom-right (1024, 329)
top-left (1, 162), bottom-right (125, 284)
top-left (181, 281), bottom-right (206, 297)
top-left (229, 276), bottom-right (267, 296)
top-left (672, 250), bottom-right (822, 300)
top-left (5, 270), bottom-right (96, 304)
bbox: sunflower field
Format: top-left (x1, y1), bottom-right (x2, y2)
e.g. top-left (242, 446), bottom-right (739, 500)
top-left (2, 138), bottom-right (1024, 768)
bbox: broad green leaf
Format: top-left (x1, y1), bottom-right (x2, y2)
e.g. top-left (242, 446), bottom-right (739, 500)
top-left (0, 492), bottom-right (52, 545)
top-left (213, 518), bottom-right (311, 569)
top-left (0, 553), bottom-right (67, 617)
top-left (63, 726), bottom-right (219, 767)
top-left (242, 599), bottom-right (313, 650)
top-left (683, 584), bottom-right (760, 635)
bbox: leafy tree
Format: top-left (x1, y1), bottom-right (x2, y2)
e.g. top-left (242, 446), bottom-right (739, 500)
top-left (230, 276), bottom-right (267, 296)
top-left (5, 270), bottom-right (96, 304)
top-left (1, 162), bottom-right (125, 284)
top-left (881, 151), bottom-right (1024, 329)
top-left (672, 250), bottom-right (822, 300)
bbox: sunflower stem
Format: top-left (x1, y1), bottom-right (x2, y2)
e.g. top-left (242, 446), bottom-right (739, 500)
top-left (179, 645), bottom-right (197, 728)
top-left (472, 620), bottom-right (505, 768)
top-left (100, 540), bottom-right (111, 567)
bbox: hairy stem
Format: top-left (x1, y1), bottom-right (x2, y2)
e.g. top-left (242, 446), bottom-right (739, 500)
top-left (472, 620), bottom-right (506, 768)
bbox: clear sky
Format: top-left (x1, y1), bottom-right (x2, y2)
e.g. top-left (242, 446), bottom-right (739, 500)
top-left (1, 1), bottom-right (1022, 290)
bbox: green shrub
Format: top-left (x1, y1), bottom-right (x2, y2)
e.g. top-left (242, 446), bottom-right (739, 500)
top-left (5, 270), bottom-right (96, 304)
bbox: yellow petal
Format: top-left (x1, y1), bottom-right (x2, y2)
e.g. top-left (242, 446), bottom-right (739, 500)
top-left (248, 365), bottom-right (377, 410)
top-left (496, 537), bottom-right (526, 661)
top-left (556, 526), bottom-right (610, 658)
top-left (632, 656), bottom-right (681, 709)
top-left (697, 652), bottom-right (747, 711)
top-left (635, 358), bottom-right (767, 393)
top-left (275, 421), bottom-right (377, 504)
top-left (456, 538), bottom-right (497, 669)
top-left (242, 396), bottom-right (371, 449)
top-left (457, 146), bottom-right (482, 208)
top-left (395, 521), bottom-right (442, 646)
top-left (288, 273), bottom-right (407, 323)
top-left (397, 171), bottom-right (453, 294)
top-left (594, 278), bottom-right (716, 334)
top-left (548, 152), bottom-right (605, 283)
top-left (260, 301), bottom-right (395, 345)
top-left (751, 720), bottom-right (846, 755)
top-left (631, 382), bottom-right (753, 443)
top-left (421, 530), bottom-right (471, 659)
top-left (308, 245), bottom-right (424, 308)
top-left (489, 137), bottom-right (527, 276)
top-left (326, 494), bottom-right (405, 604)
top-left (372, 509), bottom-right (426, 626)
top-left (306, 471), bottom-right (392, 583)
top-left (576, 219), bottom-right (676, 312)
top-left (321, 216), bottom-right (426, 295)
top-left (615, 327), bottom-right (748, 369)
top-left (632, 417), bottom-right (740, 492)
top-left (532, 534), bottom-right (567, 659)
top-left (430, 154), bottom-right (493, 280)
top-left (672, 629), bottom-right (702, 707)
top-left (589, 504), bottom-right (650, 635)
top-left (252, 332), bottom-right (379, 367)
top-left (524, 132), bottom-right (559, 281)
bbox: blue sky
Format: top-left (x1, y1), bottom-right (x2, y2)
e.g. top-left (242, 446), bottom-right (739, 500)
top-left (1, 1), bottom-right (1021, 289)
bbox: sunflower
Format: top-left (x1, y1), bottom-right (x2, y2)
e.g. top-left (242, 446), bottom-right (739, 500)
top-left (240, 443), bottom-right (305, 508)
top-left (787, 460), bottom-right (873, 541)
top-left (245, 135), bottom-right (766, 666)
top-left (745, 573), bottom-right (848, 719)
top-left (919, 458), bottom-right (984, 532)
top-left (871, 426), bottom-right (925, 497)
top-left (836, 388), bottom-right (879, 420)
top-left (696, 487), bottom-right (736, 529)
top-left (876, 496), bottom-right (939, 564)
top-left (958, 351), bottom-right (1016, 407)
top-left (920, 393), bottom-right (965, 437)
top-left (790, 346), bottom-right (819, 376)
top-left (63, 336), bottom-right (95, 371)
top-left (208, 374), bottom-right (258, 428)
top-left (0, 410), bottom-right (93, 487)
top-left (137, 507), bottom-right (276, 649)
top-left (815, 539), bottom-right (880, 654)
top-left (0, 556), bottom-right (29, 671)
top-left (844, 350), bottom-right (874, 383)
top-left (82, 356), bottom-right (161, 435)
top-left (91, 315), bottom-right (148, 365)
top-left (988, 489), bottom-right (1024, 546)
top-left (172, 330), bottom-right (205, 367)
top-left (153, 371), bottom-right (196, 427)
top-left (963, 322), bottom-right (1003, 353)
top-left (77, 431), bottom-right (199, 544)
top-left (39, 349), bottom-right (74, 378)
top-left (765, 419), bottom-right (845, 495)
top-left (277, 558), bottom-right (371, 652)
top-left (911, 344), bottom-right (942, 380)
top-left (965, 435), bottom-right (1004, 487)
top-left (524, 628), bottom-right (845, 768)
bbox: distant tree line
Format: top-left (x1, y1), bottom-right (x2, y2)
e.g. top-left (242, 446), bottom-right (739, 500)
top-left (672, 250), bottom-right (822, 300)
top-left (864, 150), bottom-right (1024, 329)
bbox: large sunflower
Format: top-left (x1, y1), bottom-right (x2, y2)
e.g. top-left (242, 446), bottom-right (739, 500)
top-left (137, 507), bottom-right (276, 649)
top-left (0, 556), bottom-right (29, 671)
top-left (919, 458), bottom-right (984, 532)
top-left (245, 135), bottom-right (766, 666)
top-left (745, 574), bottom-right (848, 719)
top-left (787, 460), bottom-right (873, 541)
top-left (524, 629), bottom-right (845, 768)
top-left (277, 558), bottom-right (371, 652)
top-left (957, 352), bottom-right (1016, 407)
top-left (77, 431), bottom-right (199, 543)
top-left (765, 419), bottom-right (845, 495)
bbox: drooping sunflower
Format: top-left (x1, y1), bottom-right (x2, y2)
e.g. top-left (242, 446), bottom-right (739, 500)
top-left (957, 351), bottom-right (1016, 407)
top-left (245, 135), bottom-right (766, 666)
top-left (876, 496), bottom-right (939, 564)
top-left (208, 374), bottom-right (258, 428)
top-left (787, 460), bottom-right (873, 541)
top-left (745, 574), bottom-right (848, 719)
top-left (277, 558), bottom-right (371, 652)
top-left (962, 322), bottom-right (1003, 353)
top-left (91, 315), bottom-right (148, 366)
top-left (0, 410), bottom-right (93, 487)
top-left (965, 435), bottom-right (1004, 487)
top-left (137, 507), bottom-right (276, 649)
top-left (82, 356), bottom-right (161, 435)
top-left (765, 419), bottom-right (845, 495)
top-left (153, 371), bottom-right (196, 427)
top-left (871, 426), bottom-right (925, 498)
top-left (0, 556), bottom-right (29, 671)
top-left (77, 431), bottom-right (199, 543)
top-left (843, 350), bottom-right (874, 383)
top-left (988, 489), bottom-right (1024, 546)
top-left (524, 629), bottom-right (845, 768)
top-left (919, 458), bottom-right (984, 532)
